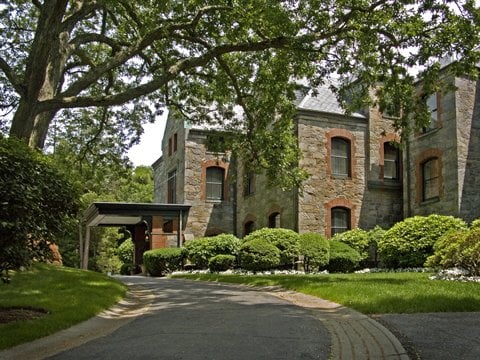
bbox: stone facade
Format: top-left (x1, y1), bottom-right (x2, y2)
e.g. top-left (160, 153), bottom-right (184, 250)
top-left (153, 73), bottom-right (480, 240)
top-left (404, 74), bottom-right (480, 223)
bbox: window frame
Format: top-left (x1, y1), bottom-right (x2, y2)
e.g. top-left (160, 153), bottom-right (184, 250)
top-left (206, 166), bottom-right (225, 201)
top-left (331, 207), bottom-right (351, 236)
top-left (383, 142), bottom-right (400, 181)
top-left (422, 158), bottom-right (440, 201)
top-left (331, 137), bottom-right (351, 178)
top-left (421, 93), bottom-right (441, 134)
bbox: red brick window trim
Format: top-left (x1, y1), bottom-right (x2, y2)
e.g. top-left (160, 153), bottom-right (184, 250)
top-left (243, 214), bottom-right (257, 237)
top-left (326, 129), bottom-right (355, 179)
top-left (379, 134), bottom-right (401, 181)
top-left (415, 148), bottom-right (443, 203)
top-left (324, 198), bottom-right (356, 238)
top-left (201, 159), bottom-right (229, 201)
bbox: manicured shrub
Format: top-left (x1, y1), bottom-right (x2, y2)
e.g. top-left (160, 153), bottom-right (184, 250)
top-left (366, 226), bottom-right (386, 267)
top-left (208, 254), bottom-right (236, 272)
top-left (118, 239), bottom-right (134, 264)
top-left (426, 227), bottom-right (480, 276)
top-left (184, 234), bottom-right (240, 269)
top-left (239, 239), bottom-right (280, 272)
top-left (143, 247), bottom-right (185, 276)
top-left (298, 233), bottom-right (330, 272)
top-left (378, 215), bottom-right (467, 268)
top-left (243, 228), bottom-right (299, 268)
top-left (326, 240), bottom-right (362, 273)
top-left (332, 228), bottom-right (370, 261)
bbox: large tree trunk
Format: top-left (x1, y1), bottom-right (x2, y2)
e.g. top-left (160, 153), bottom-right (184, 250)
top-left (9, 0), bottom-right (69, 149)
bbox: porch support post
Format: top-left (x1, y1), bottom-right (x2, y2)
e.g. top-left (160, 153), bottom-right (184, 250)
top-left (177, 209), bottom-right (183, 247)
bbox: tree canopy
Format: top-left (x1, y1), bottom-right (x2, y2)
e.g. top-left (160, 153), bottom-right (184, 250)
top-left (1, 1), bottom-right (480, 187)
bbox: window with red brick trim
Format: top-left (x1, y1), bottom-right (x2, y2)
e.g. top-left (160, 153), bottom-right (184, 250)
top-left (206, 167), bottom-right (224, 200)
top-left (331, 138), bottom-right (351, 177)
top-left (326, 129), bottom-right (355, 179)
top-left (331, 207), bottom-right (351, 236)
top-left (415, 148), bottom-right (443, 203)
top-left (324, 198), bottom-right (356, 238)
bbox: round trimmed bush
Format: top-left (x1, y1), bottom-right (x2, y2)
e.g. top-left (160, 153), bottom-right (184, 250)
top-left (184, 234), bottom-right (240, 269)
top-left (332, 228), bottom-right (369, 261)
top-left (298, 233), bottom-right (329, 272)
top-left (143, 247), bottom-right (185, 276)
top-left (239, 239), bottom-right (280, 272)
top-left (378, 215), bottom-right (467, 268)
top-left (326, 240), bottom-right (362, 273)
top-left (426, 227), bottom-right (480, 276)
top-left (208, 254), bottom-right (236, 272)
top-left (243, 228), bottom-right (299, 268)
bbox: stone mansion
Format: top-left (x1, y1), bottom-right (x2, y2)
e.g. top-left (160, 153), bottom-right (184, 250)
top-left (152, 71), bottom-right (480, 241)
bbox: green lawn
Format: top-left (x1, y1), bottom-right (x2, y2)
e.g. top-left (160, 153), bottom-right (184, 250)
top-left (0, 264), bottom-right (127, 350)
top-left (173, 272), bottom-right (480, 314)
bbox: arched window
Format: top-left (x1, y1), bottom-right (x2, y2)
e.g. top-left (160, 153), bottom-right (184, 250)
top-left (206, 167), bottom-right (224, 200)
top-left (244, 221), bottom-right (255, 236)
top-left (331, 207), bottom-right (350, 236)
top-left (383, 142), bottom-right (400, 180)
top-left (331, 137), bottom-right (351, 177)
top-left (422, 158), bottom-right (440, 201)
top-left (268, 212), bottom-right (281, 228)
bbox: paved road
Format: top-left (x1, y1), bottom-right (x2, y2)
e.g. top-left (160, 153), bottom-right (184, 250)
top-left (47, 277), bottom-right (330, 360)
top-left (375, 313), bottom-right (480, 360)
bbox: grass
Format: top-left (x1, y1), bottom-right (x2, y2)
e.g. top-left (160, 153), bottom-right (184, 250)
top-left (173, 272), bottom-right (480, 314)
top-left (0, 263), bottom-right (127, 350)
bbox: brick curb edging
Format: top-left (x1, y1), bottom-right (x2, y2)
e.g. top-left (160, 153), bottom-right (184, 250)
top-left (270, 290), bottom-right (410, 360)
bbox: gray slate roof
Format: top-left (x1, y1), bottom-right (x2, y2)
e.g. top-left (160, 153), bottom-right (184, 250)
top-left (295, 86), bottom-right (366, 118)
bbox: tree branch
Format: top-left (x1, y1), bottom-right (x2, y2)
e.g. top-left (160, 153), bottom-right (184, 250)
top-left (0, 56), bottom-right (26, 96)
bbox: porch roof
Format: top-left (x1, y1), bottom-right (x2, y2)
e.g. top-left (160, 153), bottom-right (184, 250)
top-left (83, 202), bottom-right (191, 227)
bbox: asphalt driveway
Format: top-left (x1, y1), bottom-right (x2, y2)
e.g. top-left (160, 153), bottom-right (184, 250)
top-left (47, 277), bottom-right (330, 360)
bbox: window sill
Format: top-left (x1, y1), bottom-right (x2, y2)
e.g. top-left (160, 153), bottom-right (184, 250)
top-left (368, 180), bottom-right (402, 190)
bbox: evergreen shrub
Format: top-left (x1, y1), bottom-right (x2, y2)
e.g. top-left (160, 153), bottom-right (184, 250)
top-left (332, 228), bottom-right (370, 261)
top-left (184, 234), bottom-right (240, 269)
top-left (143, 247), bottom-right (185, 276)
top-left (378, 214), bottom-right (467, 268)
top-left (326, 240), bottom-right (362, 273)
top-left (243, 228), bottom-right (299, 268)
top-left (239, 239), bottom-right (280, 272)
top-left (208, 254), bottom-right (236, 272)
top-left (426, 227), bottom-right (480, 276)
top-left (298, 233), bottom-right (329, 272)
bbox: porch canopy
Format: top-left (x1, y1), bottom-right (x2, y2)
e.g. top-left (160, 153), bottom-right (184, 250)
top-left (80, 202), bottom-right (191, 269)
top-left (84, 202), bottom-right (191, 228)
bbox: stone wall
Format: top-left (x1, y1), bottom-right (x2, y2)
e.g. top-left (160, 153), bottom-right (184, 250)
top-left (404, 74), bottom-right (461, 218)
top-left (183, 129), bottom-right (235, 238)
top-left (235, 165), bottom-right (296, 237)
top-left (297, 112), bottom-right (368, 236)
top-left (455, 77), bottom-right (480, 222)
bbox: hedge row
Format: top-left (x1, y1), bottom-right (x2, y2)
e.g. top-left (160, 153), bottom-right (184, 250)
top-left (139, 213), bottom-right (480, 277)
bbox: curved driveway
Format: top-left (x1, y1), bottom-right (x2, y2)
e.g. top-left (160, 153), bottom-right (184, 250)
top-left (48, 277), bottom-right (330, 360)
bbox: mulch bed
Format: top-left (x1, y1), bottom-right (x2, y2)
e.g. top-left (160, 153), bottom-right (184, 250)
top-left (0, 307), bottom-right (49, 324)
